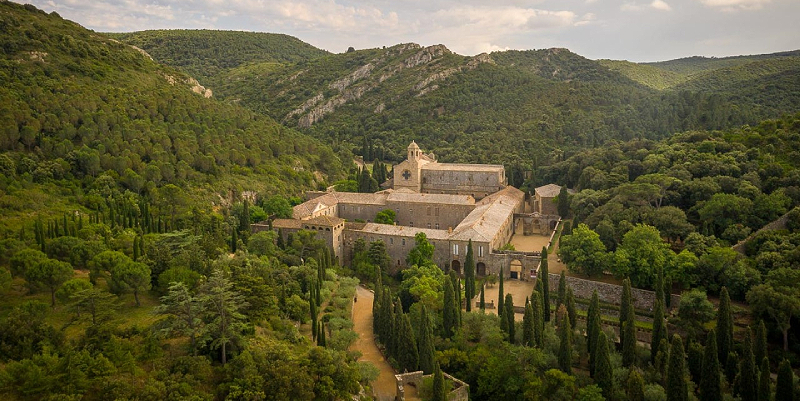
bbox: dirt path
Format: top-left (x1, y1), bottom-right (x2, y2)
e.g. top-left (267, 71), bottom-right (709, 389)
top-left (351, 285), bottom-right (397, 400)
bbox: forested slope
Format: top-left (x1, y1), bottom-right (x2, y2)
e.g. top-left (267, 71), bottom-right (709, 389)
top-left (0, 1), bottom-right (343, 231)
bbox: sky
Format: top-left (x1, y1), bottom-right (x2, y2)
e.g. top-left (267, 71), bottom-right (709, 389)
top-left (30, 0), bottom-right (800, 62)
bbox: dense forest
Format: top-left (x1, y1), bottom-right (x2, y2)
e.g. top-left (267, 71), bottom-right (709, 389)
top-left (3, 1), bottom-right (800, 400)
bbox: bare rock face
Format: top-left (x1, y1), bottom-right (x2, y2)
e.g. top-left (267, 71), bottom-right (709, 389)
top-left (329, 63), bottom-right (374, 92)
top-left (413, 52), bottom-right (494, 96)
top-left (287, 93), bottom-right (324, 119)
top-left (186, 77), bottom-right (213, 98)
top-left (403, 44), bottom-right (451, 68)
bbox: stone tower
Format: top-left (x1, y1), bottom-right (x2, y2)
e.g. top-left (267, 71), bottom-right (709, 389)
top-left (393, 141), bottom-right (427, 192)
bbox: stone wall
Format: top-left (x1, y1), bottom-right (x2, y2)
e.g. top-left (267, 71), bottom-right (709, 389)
top-left (547, 273), bottom-right (680, 311)
top-left (395, 370), bottom-right (469, 401)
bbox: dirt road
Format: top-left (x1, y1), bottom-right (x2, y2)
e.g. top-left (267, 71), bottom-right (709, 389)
top-left (351, 285), bottom-right (397, 400)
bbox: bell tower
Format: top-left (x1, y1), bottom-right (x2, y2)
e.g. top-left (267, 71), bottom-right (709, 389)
top-left (393, 141), bottom-right (425, 192)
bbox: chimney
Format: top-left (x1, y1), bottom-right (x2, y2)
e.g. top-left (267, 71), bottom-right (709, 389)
top-left (448, 227), bottom-right (453, 234)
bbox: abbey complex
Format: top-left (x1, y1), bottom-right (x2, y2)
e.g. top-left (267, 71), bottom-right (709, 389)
top-left (254, 141), bottom-right (562, 278)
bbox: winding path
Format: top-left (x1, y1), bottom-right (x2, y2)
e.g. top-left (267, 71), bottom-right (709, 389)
top-left (351, 285), bottom-right (397, 400)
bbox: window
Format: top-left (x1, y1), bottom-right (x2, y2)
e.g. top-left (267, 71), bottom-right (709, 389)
top-left (435, 223), bottom-right (440, 229)
top-left (427, 223), bottom-right (431, 229)
top-left (453, 244), bottom-right (459, 255)
top-left (390, 238), bottom-right (393, 244)
top-left (479, 246), bottom-right (484, 257)
top-left (402, 238), bottom-right (406, 246)
top-left (410, 222), bottom-right (413, 227)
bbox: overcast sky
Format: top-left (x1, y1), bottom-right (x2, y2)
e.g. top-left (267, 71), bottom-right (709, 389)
top-left (30, 0), bottom-right (800, 62)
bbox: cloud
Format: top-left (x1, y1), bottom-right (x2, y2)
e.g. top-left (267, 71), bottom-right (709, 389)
top-left (699, 0), bottom-right (771, 10)
top-left (651, 0), bottom-right (672, 11)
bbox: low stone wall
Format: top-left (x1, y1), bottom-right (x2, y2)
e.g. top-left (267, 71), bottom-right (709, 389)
top-left (395, 370), bottom-right (469, 401)
top-left (547, 273), bottom-right (680, 312)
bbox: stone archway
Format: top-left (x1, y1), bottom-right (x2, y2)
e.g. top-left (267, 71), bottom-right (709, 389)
top-left (451, 260), bottom-right (461, 274)
top-left (549, 220), bottom-right (558, 230)
top-left (509, 260), bottom-right (522, 279)
top-left (476, 262), bottom-right (487, 276)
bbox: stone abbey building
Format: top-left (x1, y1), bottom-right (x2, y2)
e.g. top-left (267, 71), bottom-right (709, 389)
top-left (252, 142), bottom-right (542, 278)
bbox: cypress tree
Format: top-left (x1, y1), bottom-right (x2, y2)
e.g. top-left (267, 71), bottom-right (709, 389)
top-left (759, 357), bottom-right (771, 401)
top-left (433, 362), bottom-right (446, 401)
top-left (589, 297), bottom-right (602, 376)
top-left (623, 319), bottom-right (637, 368)
top-left (726, 351), bottom-right (738, 388)
top-left (417, 305), bottom-right (435, 374)
top-left (627, 368), bottom-right (645, 401)
top-left (531, 289), bottom-right (543, 348)
top-left (277, 229), bottom-right (285, 249)
top-left (652, 298), bottom-right (667, 363)
top-left (504, 293), bottom-right (515, 343)
top-left (133, 236), bottom-right (140, 261)
top-left (620, 278), bottom-right (632, 348)
top-left (688, 340), bottom-right (704, 385)
top-left (465, 239), bottom-right (475, 312)
top-left (557, 270), bottom-right (567, 311)
top-left (384, 294), bottom-right (396, 353)
top-left (443, 279), bottom-right (457, 338)
top-left (318, 323), bottom-right (326, 347)
top-left (700, 329), bottom-right (721, 401)
top-left (456, 277), bottom-right (462, 326)
top-left (393, 300), bottom-right (404, 358)
top-left (717, 287), bottom-right (734, 369)
top-left (740, 333), bottom-right (757, 401)
top-left (523, 301), bottom-right (534, 347)
top-left (398, 313), bottom-right (419, 372)
top-left (587, 290), bottom-right (600, 358)
top-left (667, 335), bottom-right (688, 401)
top-left (595, 331), bottom-right (613, 398)
top-left (498, 266), bottom-right (505, 316)
top-left (775, 359), bottom-right (794, 401)
top-left (541, 247), bottom-right (550, 322)
top-left (479, 282), bottom-right (485, 311)
top-left (655, 338), bottom-right (670, 384)
top-left (311, 295), bottom-right (318, 341)
top-left (564, 287), bottom-right (576, 331)
top-left (754, 321), bottom-right (768, 368)
top-left (230, 226), bottom-right (237, 253)
top-left (557, 304), bottom-right (572, 374)
top-left (655, 264), bottom-right (665, 307)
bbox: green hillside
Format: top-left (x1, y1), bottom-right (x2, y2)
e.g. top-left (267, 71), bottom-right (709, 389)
top-left (643, 50), bottom-right (800, 75)
top-left (108, 29), bottom-right (329, 84)
top-left (597, 59), bottom-right (686, 90)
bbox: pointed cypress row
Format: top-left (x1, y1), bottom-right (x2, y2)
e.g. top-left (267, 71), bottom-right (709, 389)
top-left (398, 313), bottom-right (419, 372)
top-left (498, 266), bottom-right (505, 316)
top-left (523, 301), bottom-right (534, 347)
top-left (595, 331), bottom-right (613, 399)
top-left (465, 239), bottom-right (475, 312)
top-left (759, 357), bottom-right (771, 401)
top-left (717, 287), bottom-right (734, 369)
top-left (531, 289), bottom-right (543, 348)
top-left (541, 247), bottom-right (550, 322)
top-left (754, 321), bottom-right (768, 368)
top-left (620, 278), bottom-right (632, 349)
top-left (443, 279), bottom-right (457, 338)
top-left (700, 329), bottom-right (721, 401)
top-left (627, 368), bottom-right (645, 401)
top-left (740, 333), bottom-right (757, 401)
top-left (667, 335), bottom-right (688, 401)
top-left (417, 304), bottom-right (436, 374)
top-left (318, 322), bottom-right (326, 347)
top-left (557, 304), bottom-right (572, 374)
top-left (688, 341), bottom-right (704, 385)
top-left (775, 359), bottom-right (794, 401)
top-left (652, 298), bottom-right (667, 363)
top-left (504, 293), bottom-right (515, 344)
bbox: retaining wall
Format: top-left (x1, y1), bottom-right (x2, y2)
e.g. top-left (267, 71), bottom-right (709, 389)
top-left (547, 273), bottom-right (680, 311)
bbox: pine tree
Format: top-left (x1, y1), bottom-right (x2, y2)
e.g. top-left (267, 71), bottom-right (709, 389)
top-left (754, 321), bottom-right (768, 368)
top-left (717, 287), bottom-right (734, 369)
top-left (557, 270), bottom-right (567, 311)
top-left (504, 293), bottom-right (515, 343)
top-left (498, 266), bottom-right (505, 316)
top-left (398, 313), bottom-right (419, 372)
top-left (531, 289), bottom-right (543, 348)
top-left (775, 359), bottom-right (794, 401)
top-left (700, 329), bottom-right (722, 401)
top-left (566, 286), bottom-right (576, 332)
top-left (465, 239), bottom-right (475, 312)
top-left (759, 357), bottom-right (771, 401)
top-left (541, 247), bottom-right (550, 322)
top-left (523, 301), bottom-right (534, 347)
top-left (627, 368), bottom-right (645, 401)
top-left (739, 333), bottom-right (757, 401)
top-left (433, 362), bottom-right (446, 401)
top-left (595, 331), bottom-right (613, 398)
top-left (667, 335), bottom-right (688, 401)
top-left (557, 304), bottom-right (572, 374)
top-left (443, 279), bottom-right (457, 338)
top-left (620, 278), bottom-right (632, 348)
top-left (652, 299), bottom-right (667, 363)
top-left (417, 304), bottom-right (436, 374)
